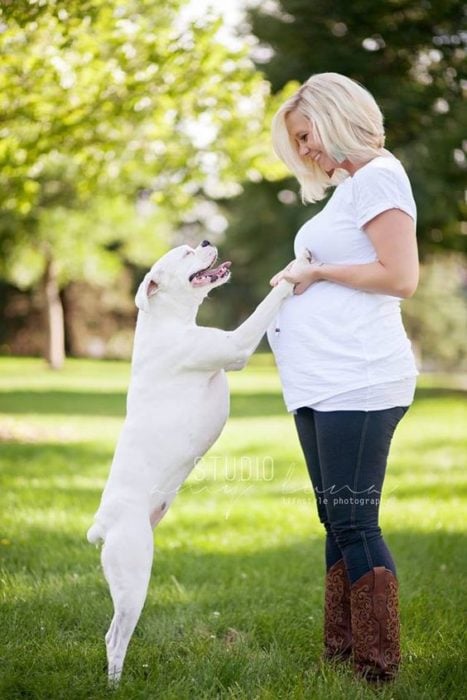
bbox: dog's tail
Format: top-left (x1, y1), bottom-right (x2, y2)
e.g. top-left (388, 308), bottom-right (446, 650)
top-left (87, 522), bottom-right (105, 545)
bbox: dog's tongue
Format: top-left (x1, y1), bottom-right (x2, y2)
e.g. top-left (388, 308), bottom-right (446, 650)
top-left (191, 261), bottom-right (231, 287)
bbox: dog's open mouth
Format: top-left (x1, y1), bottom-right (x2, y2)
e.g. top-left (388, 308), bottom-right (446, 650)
top-left (189, 259), bottom-right (231, 287)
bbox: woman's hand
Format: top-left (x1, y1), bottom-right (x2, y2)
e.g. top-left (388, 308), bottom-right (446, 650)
top-left (270, 257), bottom-right (323, 295)
top-left (284, 259), bottom-right (323, 294)
top-left (269, 261), bottom-right (295, 288)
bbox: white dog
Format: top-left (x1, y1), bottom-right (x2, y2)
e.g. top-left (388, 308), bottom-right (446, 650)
top-left (87, 240), bottom-right (293, 682)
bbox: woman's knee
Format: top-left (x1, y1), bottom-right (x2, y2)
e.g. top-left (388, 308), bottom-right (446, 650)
top-left (330, 523), bottom-right (382, 549)
top-left (313, 496), bottom-right (330, 529)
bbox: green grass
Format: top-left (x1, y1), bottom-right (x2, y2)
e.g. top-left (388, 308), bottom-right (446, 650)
top-left (0, 356), bottom-right (466, 700)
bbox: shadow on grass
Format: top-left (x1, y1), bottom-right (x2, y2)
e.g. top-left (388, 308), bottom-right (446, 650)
top-left (231, 392), bottom-right (285, 417)
top-left (413, 386), bottom-right (467, 401)
top-left (0, 390), bottom-right (127, 417)
top-left (0, 441), bottom-right (112, 479)
top-left (0, 390), bottom-right (287, 418)
top-left (0, 383), bottom-right (465, 421)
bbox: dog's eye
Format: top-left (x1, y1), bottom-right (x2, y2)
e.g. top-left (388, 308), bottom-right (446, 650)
top-left (183, 250), bottom-right (194, 258)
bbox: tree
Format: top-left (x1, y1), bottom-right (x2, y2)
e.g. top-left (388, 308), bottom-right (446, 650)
top-left (0, 0), bottom-right (289, 367)
top-left (403, 253), bottom-right (467, 370)
top-left (245, 0), bottom-right (466, 253)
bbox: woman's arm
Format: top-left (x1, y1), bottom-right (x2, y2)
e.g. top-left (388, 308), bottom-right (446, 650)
top-left (278, 208), bottom-right (419, 298)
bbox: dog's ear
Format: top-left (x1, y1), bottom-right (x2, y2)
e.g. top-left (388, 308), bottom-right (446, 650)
top-left (135, 272), bottom-right (159, 313)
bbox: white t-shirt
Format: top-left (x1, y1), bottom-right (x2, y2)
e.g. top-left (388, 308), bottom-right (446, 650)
top-left (267, 155), bottom-right (419, 413)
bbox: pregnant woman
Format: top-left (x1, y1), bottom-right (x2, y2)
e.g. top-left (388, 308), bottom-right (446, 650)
top-left (268, 72), bottom-right (419, 683)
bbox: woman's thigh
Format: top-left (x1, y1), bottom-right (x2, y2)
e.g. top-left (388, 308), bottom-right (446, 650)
top-left (293, 407), bottom-right (328, 525)
top-left (313, 407), bottom-right (408, 530)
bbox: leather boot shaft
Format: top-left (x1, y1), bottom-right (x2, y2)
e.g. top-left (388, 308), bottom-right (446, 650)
top-left (350, 566), bottom-right (401, 682)
top-left (323, 559), bottom-right (352, 661)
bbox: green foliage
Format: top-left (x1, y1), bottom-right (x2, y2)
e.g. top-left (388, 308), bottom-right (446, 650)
top-left (0, 0), bottom-right (290, 287)
top-left (9, 196), bottom-right (171, 290)
top-left (403, 254), bottom-right (467, 370)
top-left (0, 357), bottom-right (466, 697)
top-left (243, 0), bottom-right (466, 252)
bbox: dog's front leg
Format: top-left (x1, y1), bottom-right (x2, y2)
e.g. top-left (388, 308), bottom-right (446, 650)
top-left (180, 280), bottom-right (293, 372)
top-left (229, 279), bottom-right (293, 357)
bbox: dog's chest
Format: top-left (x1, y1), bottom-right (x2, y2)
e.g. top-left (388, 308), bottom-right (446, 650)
top-left (176, 370), bottom-right (230, 449)
top-left (206, 369), bottom-right (230, 419)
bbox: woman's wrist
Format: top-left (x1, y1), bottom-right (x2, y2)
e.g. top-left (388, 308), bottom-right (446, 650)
top-left (312, 261), bottom-right (326, 281)
top-left (311, 260), bottom-right (411, 297)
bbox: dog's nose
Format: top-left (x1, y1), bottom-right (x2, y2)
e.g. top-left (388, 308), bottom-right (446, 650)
top-left (200, 239), bottom-right (211, 247)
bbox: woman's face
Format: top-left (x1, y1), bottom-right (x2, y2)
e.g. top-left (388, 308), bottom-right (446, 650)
top-left (285, 110), bottom-right (341, 177)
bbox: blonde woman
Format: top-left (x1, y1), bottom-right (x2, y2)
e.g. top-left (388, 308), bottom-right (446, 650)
top-left (268, 72), bottom-right (419, 683)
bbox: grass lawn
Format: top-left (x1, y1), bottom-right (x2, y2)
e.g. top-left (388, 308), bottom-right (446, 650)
top-left (0, 356), bottom-right (466, 700)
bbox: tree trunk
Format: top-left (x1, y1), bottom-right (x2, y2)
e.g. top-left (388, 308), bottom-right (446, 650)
top-left (44, 256), bottom-right (65, 370)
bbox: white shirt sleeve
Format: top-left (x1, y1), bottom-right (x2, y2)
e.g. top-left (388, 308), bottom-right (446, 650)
top-left (352, 162), bottom-right (417, 230)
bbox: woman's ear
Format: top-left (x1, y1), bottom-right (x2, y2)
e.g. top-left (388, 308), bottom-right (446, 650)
top-left (135, 272), bottom-right (159, 313)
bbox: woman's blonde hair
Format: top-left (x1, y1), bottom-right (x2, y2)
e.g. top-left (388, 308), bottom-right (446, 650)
top-left (272, 72), bottom-right (386, 203)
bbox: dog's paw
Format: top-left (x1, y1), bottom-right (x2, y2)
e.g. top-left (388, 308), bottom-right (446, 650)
top-left (276, 278), bottom-right (295, 296)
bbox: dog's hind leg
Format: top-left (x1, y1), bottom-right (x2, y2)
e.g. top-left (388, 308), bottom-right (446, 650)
top-left (101, 515), bottom-right (154, 684)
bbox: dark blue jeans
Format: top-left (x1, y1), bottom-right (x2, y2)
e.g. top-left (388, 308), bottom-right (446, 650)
top-left (293, 406), bottom-right (408, 585)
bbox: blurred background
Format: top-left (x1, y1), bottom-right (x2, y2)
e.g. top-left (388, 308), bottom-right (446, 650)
top-left (0, 0), bottom-right (465, 370)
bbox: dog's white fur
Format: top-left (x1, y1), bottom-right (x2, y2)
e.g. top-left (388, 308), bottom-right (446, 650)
top-left (87, 241), bottom-right (293, 682)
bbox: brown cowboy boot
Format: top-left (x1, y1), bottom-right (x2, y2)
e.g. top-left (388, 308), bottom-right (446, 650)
top-left (350, 566), bottom-right (401, 682)
top-left (323, 559), bottom-right (352, 661)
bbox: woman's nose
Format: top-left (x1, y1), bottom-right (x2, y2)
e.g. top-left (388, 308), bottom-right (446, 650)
top-left (298, 142), bottom-right (310, 157)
